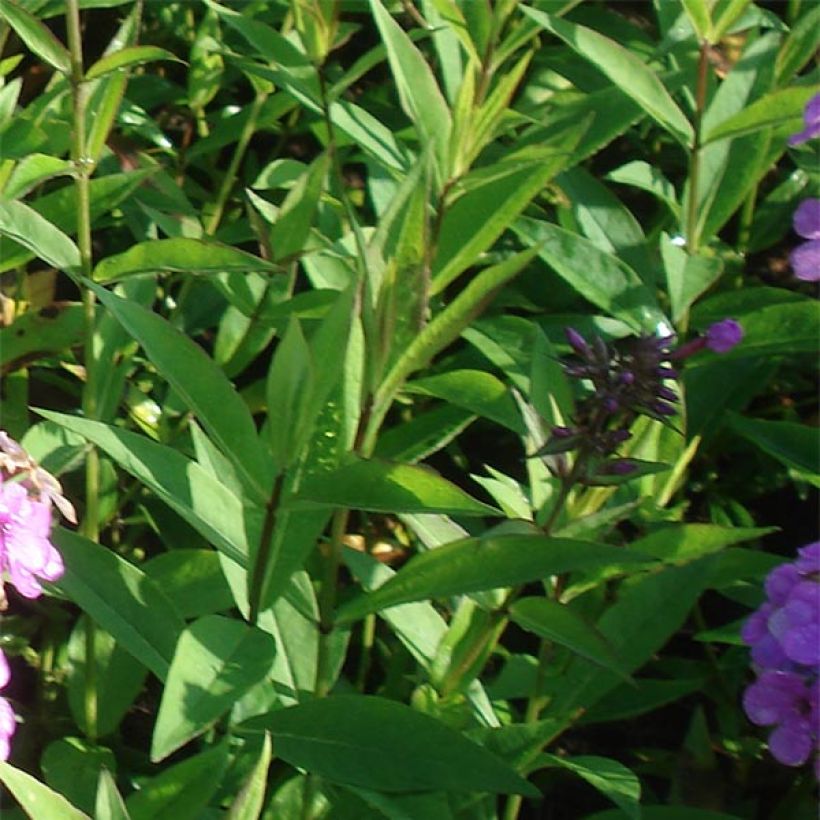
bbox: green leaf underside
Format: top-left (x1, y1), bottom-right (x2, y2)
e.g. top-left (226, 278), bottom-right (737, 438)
top-left (337, 537), bottom-right (652, 624)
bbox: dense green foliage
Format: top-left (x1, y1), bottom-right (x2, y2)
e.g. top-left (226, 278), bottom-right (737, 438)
top-left (0, 0), bottom-right (817, 818)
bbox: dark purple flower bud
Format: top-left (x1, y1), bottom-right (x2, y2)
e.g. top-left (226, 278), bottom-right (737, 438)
top-left (551, 426), bottom-right (575, 438)
top-left (563, 364), bottom-right (591, 378)
top-left (652, 400), bottom-right (677, 416)
top-left (618, 370), bottom-right (636, 385)
top-left (611, 428), bottom-right (631, 443)
top-left (657, 385), bottom-right (678, 402)
top-left (603, 459), bottom-right (637, 475)
top-left (788, 92), bottom-right (820, 146)
top-left (601, 396), bottom-right (619, 414)
top-left (705, 319), bottom-right (743, 353)
top-left (565, 327), bottom-right (590, 356)
top-left (656, 366), bottom-right (678, 379)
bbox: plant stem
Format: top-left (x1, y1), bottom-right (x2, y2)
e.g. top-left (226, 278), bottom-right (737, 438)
top-left (686, 41), bottom-right (711, 254)
top-left (66, 0), bottom-right (99, 741)
top-left (204, 89), bottom-right (267, 236)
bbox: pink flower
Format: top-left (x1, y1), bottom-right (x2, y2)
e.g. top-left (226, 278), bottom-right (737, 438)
top-left (0, 651), bottom-right (14, 762)
top-left (0, 478), bottom-right (64, 599)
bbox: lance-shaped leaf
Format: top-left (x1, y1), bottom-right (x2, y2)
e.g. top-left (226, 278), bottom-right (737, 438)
top-left (523, 6), bottom-right (693, 147)
top-left (0, 200), bottom-right (80, 278)
top-left (37, 410), bottom-right (254, 566)
top-left (0, 0), bottom-right (71, 74)
top-left (85, 45), bottom-right (182, 81)
top-left (509, 598), bottom-right (631, 681)
top-left (93, 238), bottom-right (277, 282)
top-left (245, 695), bottom-right (537, 795)
top-left (52, 528), bottom-right (185, 681)
top-left (152, 615), bottom-right (277, 761)
top-left (227, 732), bottom-right (271, 820)
top-left (0, 761), bottom-right (89, 820)
top-left (337, 536), bottom-right (652, 624)
top-left (727, 414), bottom-right (820, 478)
top-left (86, 282), bottom-right (272, 502)
top-left (289, 456), bottom-right (500, 518)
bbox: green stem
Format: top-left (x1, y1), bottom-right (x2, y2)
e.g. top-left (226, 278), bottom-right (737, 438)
top-left (204, 89), bottom-right (267, 236)
top-left (66, 0), bottom-right (98, 741)
top-left (686, 41), bottom-right (711, 254)
top-left (736, 184), bottom-right (758, 253)
top-left (355, 613), bottom-right (376, 692)
top-left (314, 507), bottom-right (350, 698)
top-left (248, 473), bottom-right (285, 626)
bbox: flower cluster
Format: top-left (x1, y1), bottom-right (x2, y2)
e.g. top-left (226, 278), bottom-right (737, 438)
top-left (0, 431), bottom-right (73, 761)
top-left (789, 93), bottom-right (820, 283)
top-left (539, 320), bottom-right (743, 483)
top-left (741, 542), bottom-right (820, 779)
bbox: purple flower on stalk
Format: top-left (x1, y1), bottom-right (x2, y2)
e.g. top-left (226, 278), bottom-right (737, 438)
top-left (790, 198), bottom-right (820, 283)
top-left (788, 93), bottom-right (820, 146)
top-left (705, 319), bottom-right (744, 353)
top-left (742, 542), bottom-right (820, 778)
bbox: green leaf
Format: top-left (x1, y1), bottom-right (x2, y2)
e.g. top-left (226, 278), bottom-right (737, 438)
top-left (432, 149), bottom-right (580, 294)
top-left (142, 550), bottom-right (234, 618)
top-left (52, 528), bottom-right (185, 681)
top-left (540, 755), bottom-right (640, 820)
top-left (606, 160), bottom-right (679, 216)
top-left (681, 0), bottom-right (712, 40)
top-left (41, 738), bottom-right (116, 816)
top-left (702, 85), bottom-right (819, 144)
top-left (125, 744), bottom-right (231, 820)
top-left (67, 618), bottom-right (147, 737)
top-left (291, 456), bottom-right (500, 517)
top-left (152, 615), bottom-right (277, 761)
top-left (3, 152), bottom-right (74, 199)
top-left (661, 235), bottom-right (724, 323)
top-left (38, 411), bottom-right (253, 566)
top-left (370, 0), bottom-right (451, 179)
top-left (270, 151), bottom-right (331, 261)
top-left (711, 0), bottom-right (753, 41)
top-left (0, 761), bottom-right (89, 820)
top-left (586, 808), bottom-right (744, 820)
top-left (0, 302), bottom-right (84, 369)
top-left (93, 238), bottom-right (276, 282)
top-left (728, 413), bottom-right (820, 477)
top-left (0, 199), bottom-right (80, 278)
top-left (86, 282), bottom-right (272, 502)
top-left (523, 6), bottom-right (693, 147)
top-left (85, 45), bottom-right (182, 80)
top-left (405, 370), bottom-right (525, 434)
top-left (95, 769), bottom-right (130, 820)
top-left (227, 733), bottom-right (271, 820)
top-left (629, 523), bottom-right (775, 563)
top-left (509, 598), bottom-right (630, 681)
top-left (776, 4), bottom-right (820, 84)
top-left (0, 0), bottom-right (71, 73)
top-left (375, 245), bottom-right (542, 421)
top-left (337, 536), bottom-right (651, 624)
top-left (514, 216), bottom-right (666, 332)
top-left (247, 695), bottom-right (537, 795)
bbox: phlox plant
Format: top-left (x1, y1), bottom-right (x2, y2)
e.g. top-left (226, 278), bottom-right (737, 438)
top-left (0, 1), bottom-right (817, 818)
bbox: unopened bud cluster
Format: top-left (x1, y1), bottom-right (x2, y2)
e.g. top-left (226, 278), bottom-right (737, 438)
top-left (541, 320), bottom-right (742, 484)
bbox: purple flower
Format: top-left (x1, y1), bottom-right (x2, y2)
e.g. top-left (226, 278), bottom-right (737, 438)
top-left (788, 93), bottom-right (820, 146)
top-left (742, 543), bottom-right (820, 777)
top-left (0, 479), bottom-right (64, 599)
top-left (790, 198), bottom-right (820, 282)
top-left (0, 651), bottom-right (13, 762)
top-left (705, 319), bottom-right (743, 353)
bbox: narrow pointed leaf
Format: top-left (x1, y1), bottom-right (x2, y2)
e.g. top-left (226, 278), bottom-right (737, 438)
top-left (523, 7), bottom-right (693, 147)
top-left (85, 45), bottom-right (182, 81)
top-left (509, 598), bottom-right (631, 681)
top-left (86, 282), bottom-right (272, 501)
top-left (37, 410), bottom-right (253, 566)
top-left (0, 761), bottom-right (89, 820)
top-left (337, 536), bottom-right (652, 624)
top-left (93, 238), bottom-right (276, 282)
top-left (290, 456), bottom-right (500, 517)
top-left (152, 615), bottom-right (277, 761)
top-left (0, 0), bottom-right (70, 73)
top-left (227, 733), bottom-right (272, 820)
top-left (95, 769), bottom-right (130, 820)
top-left (247, 695), bottom-right (537, 795)
top-left (52, 528), bottom-right (185, 681)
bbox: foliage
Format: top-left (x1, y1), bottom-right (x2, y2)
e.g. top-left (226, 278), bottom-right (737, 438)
top-left (0, 0), bottom-right (817, 818)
